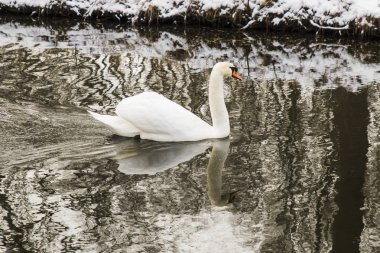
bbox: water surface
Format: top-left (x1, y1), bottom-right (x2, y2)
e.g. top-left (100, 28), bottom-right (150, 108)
top-left (0, 17), bottom-right (379, 253)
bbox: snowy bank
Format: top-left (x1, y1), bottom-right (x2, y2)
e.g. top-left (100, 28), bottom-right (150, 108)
top-left (1, 0), bottom-right (380, 37)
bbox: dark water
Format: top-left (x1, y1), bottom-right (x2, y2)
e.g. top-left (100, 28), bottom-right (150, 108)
top-left (0, 17), bottom-right (380, 253)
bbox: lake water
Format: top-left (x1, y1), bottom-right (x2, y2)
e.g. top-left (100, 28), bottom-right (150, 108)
top-left (0, 16), bottom-right (379, 253)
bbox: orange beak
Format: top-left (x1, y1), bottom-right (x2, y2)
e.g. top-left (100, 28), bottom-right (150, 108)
top-left (232, 70), bottom-right (242, 80)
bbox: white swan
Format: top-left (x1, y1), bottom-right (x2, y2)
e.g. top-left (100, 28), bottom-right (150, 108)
top-left (88, 62), bottom-right (242, 142)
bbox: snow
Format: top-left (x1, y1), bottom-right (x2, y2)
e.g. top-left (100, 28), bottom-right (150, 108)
top-left (201, 0), bottom-right (238, 11)
top-left (0, 0), bottom-right (379, 31)
top-left (309, 20), bottom-right (349, 30)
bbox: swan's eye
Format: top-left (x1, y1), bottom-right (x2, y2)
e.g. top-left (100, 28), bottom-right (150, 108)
top-left (229, 67), bottom-right (237, 72)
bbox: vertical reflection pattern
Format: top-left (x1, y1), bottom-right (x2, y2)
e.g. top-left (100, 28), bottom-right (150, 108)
top-left (0, 41), bottom-right (379, 252)
top-left (0, 48), bottom-right (195, 115)
top-left (233, 81), bottom-right (338, 252)
top-left (332, 88), bottom-right (368, 253)
top-left (360, 84), bottom-right (380, 253)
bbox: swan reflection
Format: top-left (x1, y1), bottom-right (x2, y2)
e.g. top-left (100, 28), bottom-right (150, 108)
top-left (111, 137), bottom-right (235, 206)
top-left (206, 139), bottom-right (237, 206)
top-left (110, 138), bottom-right (211, 175)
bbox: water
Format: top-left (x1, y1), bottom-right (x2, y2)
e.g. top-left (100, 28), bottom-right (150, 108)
top-left (0, 16), bottom-right (380, 253)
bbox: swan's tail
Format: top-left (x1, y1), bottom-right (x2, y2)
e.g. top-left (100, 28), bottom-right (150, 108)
top-left (88, 111), bottom-right (140, 137)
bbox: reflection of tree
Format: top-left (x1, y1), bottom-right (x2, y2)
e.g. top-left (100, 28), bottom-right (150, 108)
top-left (360, 84), bottom-right (380, 253)
top-left (229, 80), bottom-right (339, 252)
top-left (332, 87), bottom-right (369, 253)
top-left (1, 24), bottom-right (380, 114)
top-left (0, 79), bottom-right (377, 252)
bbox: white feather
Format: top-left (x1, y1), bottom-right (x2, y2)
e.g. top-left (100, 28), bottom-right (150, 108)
top-left (88, 62), bottom-right (238, 142)
top-left (115, 92), bottom-right (214, 142)
top-left (87, 111), bottom-right (139, 137)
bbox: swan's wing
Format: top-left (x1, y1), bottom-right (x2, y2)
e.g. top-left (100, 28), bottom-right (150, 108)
top-left (88, 111), bottom-right (139, 137)
top-left (115, 92), bottom-right (213, 141)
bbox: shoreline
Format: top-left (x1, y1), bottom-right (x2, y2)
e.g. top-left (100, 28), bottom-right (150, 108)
top-left (0, 0), bottom-right (380, 38)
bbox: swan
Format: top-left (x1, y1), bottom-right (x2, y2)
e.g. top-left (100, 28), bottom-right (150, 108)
top-left (88, 62), bottom-right (242, 142)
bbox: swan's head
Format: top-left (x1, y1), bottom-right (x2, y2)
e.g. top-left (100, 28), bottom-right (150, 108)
top-left (213, 62), bottom-right (242, 80)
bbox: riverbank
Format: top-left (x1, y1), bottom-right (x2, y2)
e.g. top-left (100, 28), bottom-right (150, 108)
top-left (0, 0), bottom-right (380, 38)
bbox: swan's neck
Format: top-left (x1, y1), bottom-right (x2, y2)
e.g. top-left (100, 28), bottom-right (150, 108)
top-left (209, 71), bottom-right (230, 136)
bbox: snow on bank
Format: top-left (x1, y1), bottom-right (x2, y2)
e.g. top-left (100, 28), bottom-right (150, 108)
top-left (1, 0), bottom-right (380, 36)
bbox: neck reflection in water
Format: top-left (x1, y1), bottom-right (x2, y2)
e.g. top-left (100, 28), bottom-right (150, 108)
top-left (207, 139), bottom-right (237, 207)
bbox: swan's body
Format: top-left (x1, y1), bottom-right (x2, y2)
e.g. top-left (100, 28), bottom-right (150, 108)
top-left (89, 62), bottom-right (241, 142)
